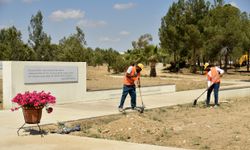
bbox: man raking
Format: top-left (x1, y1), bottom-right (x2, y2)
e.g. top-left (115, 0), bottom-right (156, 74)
top-left (204, 63), bottom-right (224, 107)
top-left (118, 63), bottom-right (144, 112)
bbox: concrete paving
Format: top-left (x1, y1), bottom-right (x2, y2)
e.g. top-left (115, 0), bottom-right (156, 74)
top-left (0, 135), bottom-right (183, 150)
top-left (0, 81), bottom-right (250, 150)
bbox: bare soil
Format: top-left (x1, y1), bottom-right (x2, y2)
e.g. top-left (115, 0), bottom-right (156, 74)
top-left (42, 96), bottom-right (250, 150)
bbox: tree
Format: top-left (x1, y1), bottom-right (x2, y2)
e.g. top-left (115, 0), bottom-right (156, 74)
top-left (185, 24), bottom-right (203, 73)
top-left (75, 26), bottom-right (87, 46)
top-left (111, 55), bottom-right (129, 74)
top-left (241, 12), bottom-right (250, 72)
top-left (148, 45), bottom-right (159, 77)
top-left (230, 46), bottom-right (243, 70)
top-left (0, 26), bottom-right (35, 60)
top-left (84, 47), bottom-right (94, 65)
top-left (58, 26), bottom-right (87, 62)
top-left (158, 47), bottom-right (170, 67)
top-left (92, 47), bottom-right (105, 66)
top-left (103, 48), bottom-right (120, 72)
top-left (130, 33), bottom-right (153, 65)
top-left (159, 0), bottom-right (209, 73)
top-left (159, 0), bottom-right (186, 65)
top-left (202, 4), bottom-right (245, 72)
top-left (184, 0), bottom-right (210, 73)
top-left (159, 0), bottom-right (250, 73)
top-left (212, 0), bottom-right (224, 8)
top-left (50, 44), bottom-right (60, 61)
top-left (28, 10), bottom-right (52, 60)
top-left (132, 33), bottom-right (153, 49)
top-left (128, 33), bottom-right (160, 76)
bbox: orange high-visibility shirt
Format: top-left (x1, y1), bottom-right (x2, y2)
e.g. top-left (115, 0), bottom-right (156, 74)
top-left (207, 67), bottom-right (221, 83)
top-left (123, 66), bottom-right (140, 85)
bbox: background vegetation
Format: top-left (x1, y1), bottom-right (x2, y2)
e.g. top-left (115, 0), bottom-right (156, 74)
top-left (0, 0), bottom-right (249, 75)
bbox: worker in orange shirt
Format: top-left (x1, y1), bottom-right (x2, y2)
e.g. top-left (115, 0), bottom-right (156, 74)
top-left (204, 63), bottom-right (224, 107)
top-left (118, 63), bottom-right (144, 112)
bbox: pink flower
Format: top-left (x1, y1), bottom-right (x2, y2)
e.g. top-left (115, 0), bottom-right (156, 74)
top-left (10, 107), bottom-right (20, 112)
top-left (11, 91), bottom-right (56, 113)
top-left (46, 107), bottom-right (53, 113)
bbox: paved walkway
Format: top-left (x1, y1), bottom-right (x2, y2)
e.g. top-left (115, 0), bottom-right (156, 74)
top-left (0, 80), bottom-right (250, 150)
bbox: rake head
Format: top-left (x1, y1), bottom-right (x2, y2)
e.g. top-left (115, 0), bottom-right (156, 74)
top-left (140, 106), bottom-right (145, 113)
top-left (193, 99), bottom-right (198, 106)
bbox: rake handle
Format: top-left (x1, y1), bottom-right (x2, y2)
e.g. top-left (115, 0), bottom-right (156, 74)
top-left (138, 86), bottom-right (144, 106)
top-left (193, 85), bottom-right (212, 106)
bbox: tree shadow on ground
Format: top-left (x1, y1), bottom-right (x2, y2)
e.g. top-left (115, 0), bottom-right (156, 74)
top-left (240, 80), bottom-right (250, 82)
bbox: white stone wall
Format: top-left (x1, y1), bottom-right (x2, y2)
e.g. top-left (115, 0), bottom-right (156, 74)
top-left (2, 61), bottom-right (86, 109)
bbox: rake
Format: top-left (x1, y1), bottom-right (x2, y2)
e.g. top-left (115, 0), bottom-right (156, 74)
top-left (137, 86), bottom-right (145, 113)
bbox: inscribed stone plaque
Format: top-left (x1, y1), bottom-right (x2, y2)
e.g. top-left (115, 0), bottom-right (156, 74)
top-left (24, 66), bottom-right (78, 84)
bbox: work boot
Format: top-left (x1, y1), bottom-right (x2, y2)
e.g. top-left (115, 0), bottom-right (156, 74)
top-left (118, 107), bottom-right (124, 112)
top-left (131, 106), bottom-right (137, 110)
top-left (214, 104), bottom-right (220, 108)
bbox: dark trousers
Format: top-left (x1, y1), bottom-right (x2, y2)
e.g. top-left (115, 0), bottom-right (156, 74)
top-left (118, 85), bottom-right (136, 108)
top-left (206, 82), bottom-right (220, 105)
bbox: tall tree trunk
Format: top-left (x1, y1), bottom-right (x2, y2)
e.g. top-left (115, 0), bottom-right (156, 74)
top-left (229, 56), bottom-right (232, 68)
top-left (174, 51), bottom-right (176, 64)
top-left (197, 57), bottom-right (200, 66)
top-left (197, 57), bottom-right (202, 74)
top-left (224, 54), bottom-right (228, 73)
top-left (202, 57), bottom-right (206, 65)
top-left (150, 61), bottom-right (157, 77)
top-left (163, 57), bottom-right (166, 67)
top-left (219, 56), bottom-right (222, 68)
top-left (191, 48), bottom-right (197, 73)
top-left (107, 65), bottom-right (111, 72)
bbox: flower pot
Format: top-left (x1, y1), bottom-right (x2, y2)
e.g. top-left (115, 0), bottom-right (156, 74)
top-left (22, 106), bottom-right (43, 124)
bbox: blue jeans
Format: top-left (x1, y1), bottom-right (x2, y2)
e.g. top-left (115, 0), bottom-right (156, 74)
top-left (118, 85), bottom-right (136, 108)
top-left (206, 82), bottom-right (220, 106)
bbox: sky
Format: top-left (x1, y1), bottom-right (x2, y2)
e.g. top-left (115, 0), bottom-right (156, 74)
top-left (0, 0), bottom-right (249, 52)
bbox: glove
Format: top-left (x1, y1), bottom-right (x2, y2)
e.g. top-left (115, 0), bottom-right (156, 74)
top-left (138, 84), bottom-right (141, 88)
top-left (132, 74), bottom-right (138, 78)
top-left (133, 72), bottom-right (138, 78)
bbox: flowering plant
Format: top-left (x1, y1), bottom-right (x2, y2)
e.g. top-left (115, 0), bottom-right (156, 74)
top-left (11, 91), bottom-right (56, 113)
